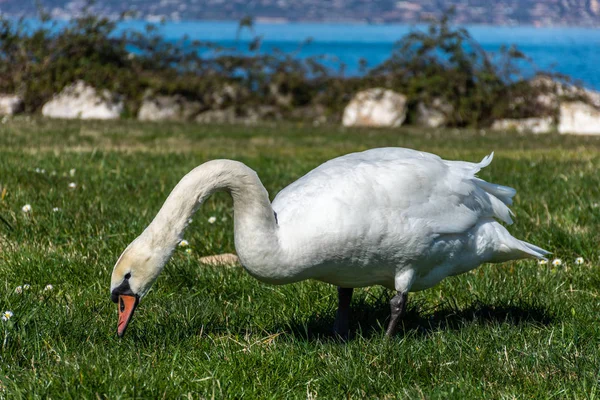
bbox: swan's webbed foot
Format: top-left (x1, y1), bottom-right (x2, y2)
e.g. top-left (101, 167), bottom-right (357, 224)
top-left (385, 291), bottom-right (408, 337)
top-left (333, 287), bottom-right (353, 340)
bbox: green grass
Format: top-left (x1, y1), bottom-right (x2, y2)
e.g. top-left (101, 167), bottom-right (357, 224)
top-left (1, 117), bottom-right (599, 398)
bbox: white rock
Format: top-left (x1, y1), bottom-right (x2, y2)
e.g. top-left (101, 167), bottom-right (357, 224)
top-left (209, 84), bottom-right (246, 108)
top-left (0, 94), bottom-right (23, 115)
top-left (342, 88), bottom-right (407, 128)
top-left (41, 81), bottom-right (123, 120)
top-left (138, 95), bottom-right (202, 121)
top-left (138, 97), bottom-right (180, 121)
top-left (416, 98), bottom-right (453, 128)
top-left (491, 117), bottom-right (554, 134)
top-left (530, 75), bottom-right (600, 108)
top-left (582, 88), bottom-right (600, 108)
top-left (558, 102), bottom-right (600, 135)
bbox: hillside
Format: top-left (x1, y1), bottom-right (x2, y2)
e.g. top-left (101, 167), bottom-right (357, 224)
top-left (2, 0), bottom-right (600, 26)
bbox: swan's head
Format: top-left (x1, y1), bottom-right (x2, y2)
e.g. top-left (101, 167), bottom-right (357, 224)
top-left (110, 239), bottom-right (165, 337)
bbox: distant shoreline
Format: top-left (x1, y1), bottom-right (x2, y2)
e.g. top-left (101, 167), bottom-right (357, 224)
top-left (5, 15), bottom-right (600, 29)
top-left (146, 18), bottom-right (598, 28)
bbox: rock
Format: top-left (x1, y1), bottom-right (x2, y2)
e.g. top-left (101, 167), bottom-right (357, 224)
top-left (138, 95), bottom-right (203, 121)
top-left (530, 75), bottom-right (600, 108)
top-left (198, 253), bottom-right (239, 267)
top-left (585, 90), bottom-right (600, 108)
top-left (415, 98), bottom-right (453, 128)
top-left (342, 88), bottom-right (407, 128)
top-left (528, 76), bottom-right (600, 134)
top-left (491, 117), bottom-right (554, 134)
top-left (208, 84), bottom-right (248, 108)
top-left (195, 107), bottom-right (238, 124)
top-left (41, 81), bottom-right (123, 120)
top-left (558, 102), bottom-right (600, 135)
top-left (245, 105), bottom-right (282, 123)
top-left (505, 76), bottom-right (559, 117)
top-left (0, 94), bottom-right (23, 115)
top-left (508, 76), bottom-right (600, 120)
top-left (289, 104), bottom-right (328, 125)
top-left (196, 105), bottom-right (281, 125)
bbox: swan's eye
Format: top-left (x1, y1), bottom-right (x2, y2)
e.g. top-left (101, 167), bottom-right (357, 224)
top-left (124, 272), bottom-right (131, 280)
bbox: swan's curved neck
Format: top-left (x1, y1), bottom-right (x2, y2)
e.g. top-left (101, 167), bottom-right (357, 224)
top-left (140, 160), bottom-right (285, 282)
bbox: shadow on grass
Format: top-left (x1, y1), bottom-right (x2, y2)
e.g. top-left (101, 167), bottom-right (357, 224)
top-left (113, 297), bottom-right (553, 344)
top-left (279, 298), bottom-right (554, 342)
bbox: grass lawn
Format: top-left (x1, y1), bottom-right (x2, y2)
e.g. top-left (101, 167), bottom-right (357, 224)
top-left (1, 117), bottom-right (599, 398)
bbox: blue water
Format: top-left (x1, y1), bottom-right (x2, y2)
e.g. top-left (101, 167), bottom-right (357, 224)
top-left (38, 19), bottom-right (600, 89)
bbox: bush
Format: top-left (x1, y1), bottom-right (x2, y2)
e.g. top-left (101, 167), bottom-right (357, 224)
top-left (368, 11), bottom-right (559, 126)
top-left (0, 6), bottom-right (561, 125)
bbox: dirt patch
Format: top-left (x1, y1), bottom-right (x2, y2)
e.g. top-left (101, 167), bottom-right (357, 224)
top-left (198, 253), bottom-right (239, 267)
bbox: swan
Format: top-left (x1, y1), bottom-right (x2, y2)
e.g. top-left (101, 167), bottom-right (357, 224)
top-left (110, 147), bottom-right (548, 338)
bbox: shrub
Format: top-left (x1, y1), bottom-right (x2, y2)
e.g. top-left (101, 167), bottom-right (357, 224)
top-left (369, 11), bottom-right (557, 126)
top-left (0, 6), bottom-right (562, 125)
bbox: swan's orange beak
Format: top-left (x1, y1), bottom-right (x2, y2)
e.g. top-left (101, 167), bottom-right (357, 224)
top-left (117, 294), bottom-right (138, 338)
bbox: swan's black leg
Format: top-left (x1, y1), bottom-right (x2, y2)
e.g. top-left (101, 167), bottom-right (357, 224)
top-left (385, 291), bottom-right (408, 337)
top-left (333, 287), bottom-right (354, 339)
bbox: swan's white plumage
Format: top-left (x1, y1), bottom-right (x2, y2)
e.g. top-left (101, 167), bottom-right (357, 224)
top-left (110, 147), bottom-right (549, 336)
top-left (112, 147), bottom-right (548, 303)
top-left (269, 147), bottom-right (546, 291)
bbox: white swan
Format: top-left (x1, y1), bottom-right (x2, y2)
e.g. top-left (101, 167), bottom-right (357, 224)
top-left (110, 147), bottom-right (548, 338)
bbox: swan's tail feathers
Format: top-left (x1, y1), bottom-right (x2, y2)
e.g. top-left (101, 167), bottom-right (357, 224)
top-left (475, 179), bottom-right (516, 206)
top-left (518, 240), bottom-right (551, 260)
top-left (447, 152), bottom-right (495, 175)
top-left (478, 152), bottom-right (494, 170)
top-left (473, 178), bottom-right (517, 225)
top-left (449, 152), bottom-right (519, 225)
top-left (472, 152), bottom-right (517, 207)
top-left (479, 221), bottom-right (550, 263)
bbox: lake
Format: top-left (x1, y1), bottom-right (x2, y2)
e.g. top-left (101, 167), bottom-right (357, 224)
top-left (115, 21), bottom-right (600, 89)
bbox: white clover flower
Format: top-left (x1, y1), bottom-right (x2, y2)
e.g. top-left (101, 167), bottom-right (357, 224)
top-left (44, 284), bottom-right (53, 291)
top-left (22, 204), bottom-right (32, 213)
top-left (35, 168), bottom-right (41, 173)
top-left (50, 171), bottom-right (57, 176)
top-left (208, 216), bottom-right (217, 224)
top-left (538, 259), bottom-right (548, 265)
top-left (69, 169), bottom-right (76, 177)
top-left (1, 311), bottom-right (13, 321)
top-left (178, 239), bottom-right (189, 247)
top-left (552, 259), bottom-right (562, 267)
top-left (187, 218), bottom-right (193, 224)
top-left (14, 286), bottom-right (23, 294)
top-left (575, 257), bottom-right (584, 265)
top-left (52, 207), bottom-right (61, 212)
top-left (185, 248), bottom-right (192, 255)
top-left (23, 284), bottom-right (31, 290)
top-left (68, 182), bottom-right (77, 190)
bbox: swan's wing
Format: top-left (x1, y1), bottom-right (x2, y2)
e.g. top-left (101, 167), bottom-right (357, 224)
top-left (272, 147), bottom-right (546, 268)
top-left (273, 148), bottom-right (505, 234)
top-left (269, 147), bottom-right (548, 291)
